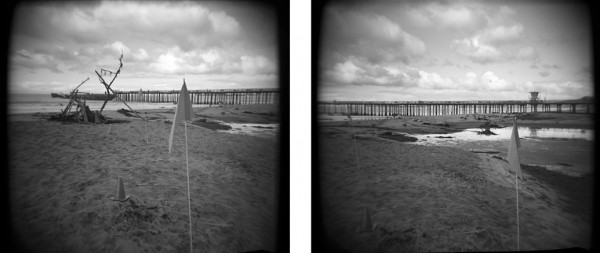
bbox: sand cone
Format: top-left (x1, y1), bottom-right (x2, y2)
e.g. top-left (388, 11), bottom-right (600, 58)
top-left (110, 177), bottom-right (130, 202)
top-left (356, 206), bottom-right (375, 232)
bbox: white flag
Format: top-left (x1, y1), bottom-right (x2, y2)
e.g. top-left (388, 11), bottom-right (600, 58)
top-left (507, 118), bottom-right (522, 177)
top-left (168, 80), bottom-right (193, 155)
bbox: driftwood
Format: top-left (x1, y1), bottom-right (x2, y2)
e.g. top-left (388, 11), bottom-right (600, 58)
top-left (50, 77), bottom-right (106, 123)
top-left (51, 99), bottom-right (106, 123)
top-left (95, 52), bottom-right (141, 118)
top-left (117, 108), bottom-right (142, 118)
top-left (98, 52), bottom-right (123, 114)
top-left (51, 53), bottom-right (138, 123)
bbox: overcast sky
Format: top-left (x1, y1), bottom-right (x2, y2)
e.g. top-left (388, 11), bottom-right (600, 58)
top-left (8, 1), bottom-right (278, 94)
top-left (318, 0), bottom-right (593, 101)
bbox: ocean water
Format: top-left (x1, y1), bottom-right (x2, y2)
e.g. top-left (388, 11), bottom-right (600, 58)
top-left (9, 93), bottom-right (279, 138)
top-left (8, 93), bottom-right (204, 115)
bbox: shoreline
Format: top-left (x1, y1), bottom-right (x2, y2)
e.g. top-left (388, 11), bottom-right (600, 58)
top-left (10, 104), bottom-right (281, 125)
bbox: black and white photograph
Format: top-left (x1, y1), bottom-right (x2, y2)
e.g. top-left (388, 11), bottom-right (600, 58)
top-left (315, 0), bottom-right (594, 252)
top-left (6, 0), bottom-right (288, 252)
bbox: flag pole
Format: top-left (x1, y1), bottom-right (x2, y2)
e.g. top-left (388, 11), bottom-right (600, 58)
top-left (347, 108), bottom-right (362, 204)
top-left (516, 172), bottom-right (520, 251)
top-left (184, 120), bottom-right (193, 253)
top-left (512, 116), bottom-right (520, 251)
top-left (144, 113), bottom-right (149, 145)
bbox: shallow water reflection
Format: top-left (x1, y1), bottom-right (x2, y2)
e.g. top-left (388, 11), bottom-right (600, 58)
top-left (411, 127), bottom-right (593, 177)
top-left (219, 123), bottom-right (279, 138)
top-left (415, 127), bottom-right (593, 144)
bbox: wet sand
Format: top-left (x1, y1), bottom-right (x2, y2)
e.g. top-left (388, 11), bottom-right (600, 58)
top-left (317, 112), bottom-right (594, 252)
top-left (8, 104), bottom-right (280, 252)
top-left (319, 112), bottom-right (593, 134)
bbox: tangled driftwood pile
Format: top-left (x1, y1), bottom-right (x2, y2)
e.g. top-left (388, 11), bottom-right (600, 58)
top-left (50, 77), bottom-right (106, 123)
top-left (50, 52), bottom-right (139, 123)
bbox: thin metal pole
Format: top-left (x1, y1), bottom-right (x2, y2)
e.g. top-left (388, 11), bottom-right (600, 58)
top-left (516, 173), bottom-right (520, 251)
top-left (144, 115), bottom-right (149, 152)
top-left (348, 114), bottom-right (363, 205)
top-left (185, 121), bottom-right (193, 253)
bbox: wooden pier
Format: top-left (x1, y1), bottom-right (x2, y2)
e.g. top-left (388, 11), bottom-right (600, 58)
top-left (317, 101), bottom-right (594, 117)
top-left (113, 88), bottom-right (279, 105)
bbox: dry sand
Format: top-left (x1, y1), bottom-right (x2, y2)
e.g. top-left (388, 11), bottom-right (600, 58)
top-left (317, 112), bottom-right (594, 252)
top-left (8, 104), bottom-right (281, 252)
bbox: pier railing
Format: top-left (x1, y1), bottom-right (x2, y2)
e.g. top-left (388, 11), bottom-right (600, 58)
top-left (317, 100), bottom-right (594, 116)
top-left (113, 88), bottom-right (279, 105)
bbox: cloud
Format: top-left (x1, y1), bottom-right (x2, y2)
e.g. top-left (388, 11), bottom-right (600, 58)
top-left (576, 66), bottom-right (590, 74)
top-left (208, 11), bottom-right (241, 36)
top-left (324, 56), bottom-right (462, 91)
top-left (19, 81), bottom-right (69, 91)
top-left (490, 5), bottom-right (518, 25)
top-left (331, 60), bottom-right (361, 84)
top-left (451, 29), bottom-right (542, 64)
top-left (132, 48), bottom-right (150, 62)
top-left (240, 55), bottom-right (276, 75)
top-left (446, 4), bottom-right (536, 65)
top-left (481, 71), bottom-right (514, 91)
top-left (424, 58), bottom-right (461, 68)
top-left (13, 49), bottom-right (64, 73)
top-left (104, 41), bottom-right (131, 55)
top-left (460, 72), bottom-right (479, 90)
top-left (523, 80), bottom-right (593, 99)
top-left (450, 23), bottom-right (529, 64)
top-left (404, 2), bottom-right (486, 31)
top-left (480, 24), bottom-right (523, 45)
top-left (417, 71), bottom-right (456, 89)
top-left (498, 6), bottom-right (516, 17)
top-left (454, 71), bottom-right (517, 92)
top-left (450, 37), bottom-right (504, 64)
top-left (542, 64), bottom-right (560, 69)
top-left (516, 46), bottom-right (539, 61)
top-left (530, 62), bottom-right (539, 69)
top-left (324, 57), bottom-right (422, 87)
top-left (148, 46), bottom-right (275, 76)
top-left (322, 7), bottom-right (426, 65)
top-left (149, 46), bottom-right (216, 74)
top-left (324, 55), bottom-right (525, 95)
top-left (10, 1), bottom-right (277, 81)
top-left (539, 71), bottom-right (550, 77)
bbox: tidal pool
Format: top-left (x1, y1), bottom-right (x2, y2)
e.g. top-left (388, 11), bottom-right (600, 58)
top-left (414, 127), bottom-right (593, 145)
top-left (218, 122), bottom-right (279, 138)
top-left (410, 127), bottom-right (594, 177)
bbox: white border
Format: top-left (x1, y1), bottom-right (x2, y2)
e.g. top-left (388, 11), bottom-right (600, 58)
top-left (290, 0), bottom-right (311, 252)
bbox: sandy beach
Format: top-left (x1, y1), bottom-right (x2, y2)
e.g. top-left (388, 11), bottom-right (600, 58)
top-left (8, 104), bottom-right (281, 252)
top-left (317, 112), bottom-right (594, 252)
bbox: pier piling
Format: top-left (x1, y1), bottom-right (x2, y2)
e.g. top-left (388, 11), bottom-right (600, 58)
top-left (113, 88), bottom-right (279, 105)
top-left (318, 101), bottom-right (593, 117)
